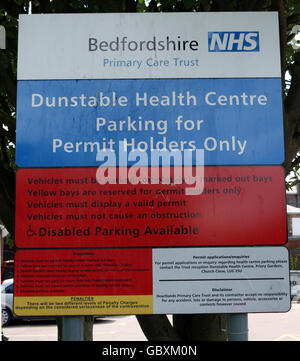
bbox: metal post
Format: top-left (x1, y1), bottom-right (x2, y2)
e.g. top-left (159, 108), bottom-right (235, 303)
top-left (61, 316), bottom-right (84, 341)
top-left (227, 313), bottom-right (248, 341)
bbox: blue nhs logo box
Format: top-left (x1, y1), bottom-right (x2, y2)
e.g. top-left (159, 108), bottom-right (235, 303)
top-left (208, 32), bottom-right (259, 52)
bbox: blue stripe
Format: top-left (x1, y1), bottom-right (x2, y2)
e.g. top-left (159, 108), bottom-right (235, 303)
top-left (16, 78), bottom-right (284, 167)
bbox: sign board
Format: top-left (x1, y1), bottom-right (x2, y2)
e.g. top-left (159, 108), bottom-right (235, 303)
top-left (0, 25), bottom-right (5, 50)
top-left (17, 13), bottom-right (280, 79)
top-left (15, 166), bottom-right (287, 248)
top-left (14, 248), bottom-right (153, 316)
top-left (14, 247), bottom-right (290, 316)
top-left (152, 247), bottom-right (290, 314)
top-left (16, 78), bottom-right (284, 167)
top-left (15, 12), bottom-right (288, 318)
top-left (16, 13), bottom-right (284, 167)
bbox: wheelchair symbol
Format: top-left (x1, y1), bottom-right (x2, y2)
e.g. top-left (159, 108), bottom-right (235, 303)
top-left (26, 225), bottom-right (37, 237)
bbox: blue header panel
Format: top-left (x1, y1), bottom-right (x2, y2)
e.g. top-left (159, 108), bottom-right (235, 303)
top-left (16, 78), bottom-right (284, 167)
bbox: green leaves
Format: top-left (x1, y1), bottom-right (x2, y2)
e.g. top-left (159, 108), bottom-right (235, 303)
top-left (183, 0), bottom-right (195, 9)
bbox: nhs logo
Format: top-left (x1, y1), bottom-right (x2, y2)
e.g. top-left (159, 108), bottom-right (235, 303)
top-left (208, 32), bottom-right (259, 52)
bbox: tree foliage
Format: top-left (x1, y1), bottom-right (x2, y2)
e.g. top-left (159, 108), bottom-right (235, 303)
top-left (0, 0), bottom-right (299, 341)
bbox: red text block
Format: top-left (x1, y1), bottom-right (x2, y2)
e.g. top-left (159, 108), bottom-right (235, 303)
top-left (15, 166), bottom-right (287, 248)
top-left (14, 248), bottom-right (153, 315)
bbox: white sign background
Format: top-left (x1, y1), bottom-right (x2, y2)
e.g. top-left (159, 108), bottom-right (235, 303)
top-left (18, 12), bottom-right (281, 80)
top-left (153, 247), bottom-right (290, 314)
